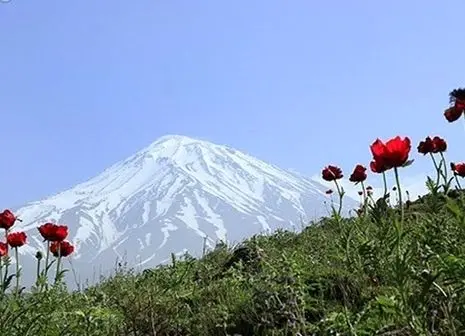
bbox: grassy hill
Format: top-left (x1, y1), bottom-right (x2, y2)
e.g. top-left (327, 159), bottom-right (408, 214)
top-left (2, 187), bottom-right (465, 335)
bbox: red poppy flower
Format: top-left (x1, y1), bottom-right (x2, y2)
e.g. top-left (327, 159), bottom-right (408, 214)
top-left (0, 242), bottom-right (8, 257)
top-left (451, 162), bottom-right (465, 177)
top-left (322, 165), bottom-right (343, 181)
top-left (358, 191), bottom-right (363, 196)
top-left (370, 136), bottom-right (411, 170)
top-left (7, 232), bottom-right (27, 248)
top-left (366, 186), bottom-right (373, 190)
top-left (370, 159), bottom-right (388, 174)
top-left (417, 137), bottom-right (435, 155)
top-left (325, 189), bottom-right (333, 195)
top-left (38, 223), bottom-right (68, 242)
top-left (431, 136), bottom-right (447, 153)
top-left (50, 241), bottom-right (74, 257)
top-left (0, 209), bottom-right (18, 231)
top-left (445, 88), bottom-right (465, 122)
top-left (349, 164), bottom-right (367, 183)
top-left (444, 106), bottom-right (463, 122)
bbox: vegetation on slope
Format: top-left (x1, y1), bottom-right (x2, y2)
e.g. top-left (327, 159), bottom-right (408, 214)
top-left (1, 88), bottom-right (465, 335)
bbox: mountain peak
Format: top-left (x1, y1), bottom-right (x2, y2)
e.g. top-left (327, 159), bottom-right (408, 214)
top-left (12, 134), bottom-right (356, 288)
top-left (151, 134), bottom-right (198, 146)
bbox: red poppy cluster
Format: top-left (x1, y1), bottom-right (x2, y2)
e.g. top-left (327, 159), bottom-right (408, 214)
top-left (417, 136), bottom-right (447, 155)
top-left (321, 87), bottom-right (465, 207)
top-left (0, 209), bottom-right (27, 252)
top-left (0, 210), bottom-right (74, 258)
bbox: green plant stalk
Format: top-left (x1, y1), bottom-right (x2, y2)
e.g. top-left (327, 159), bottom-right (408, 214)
top-left (35, 257), bottom-right (41, 288)
top-left (382, 172), bottom-right (388, 198)
top-left (334, 179), bottom-right (343, 217)
top-left (54, 245), bottom-right (62, 285)
top-left (440, 152), bottom-right (449, 189)
top-left (2, 260), bottom-right (9, 294)
top-left (14, 247), bottom-right (19, 296)
top-left (394, 167), bottom-right (409, 321)
top-left (42, 241), bottom-right (51, 292)
top-left (429, 152), bottom-right (441, 187)
top-left (54, 256), bottom-right (61, 285)
top-left (455, 174), bottom-right (462, 190)
top-left (394, 167), bottom-right (404, 224)
top-left (360, 181), bottom-right (367, 213)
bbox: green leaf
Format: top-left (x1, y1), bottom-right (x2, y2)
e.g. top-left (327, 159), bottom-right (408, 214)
top-left (402, 159), bottom-right (415, 168)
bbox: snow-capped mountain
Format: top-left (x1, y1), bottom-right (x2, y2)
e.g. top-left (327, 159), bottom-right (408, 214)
top-left (13, 135), bottom-right (357, 287)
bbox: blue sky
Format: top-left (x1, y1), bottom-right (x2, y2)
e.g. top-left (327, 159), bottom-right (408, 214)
top-left (1, 1), bottom-right (464, 207)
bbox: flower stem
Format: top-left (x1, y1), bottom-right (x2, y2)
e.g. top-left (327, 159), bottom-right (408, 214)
top-left (14, 247), bottom-right (20, 297)
top-left (429, 153), bottom-right (440, 187)
top-left (360, 181), bottom-right (368, 215)
top-left (382, 172), bottom-right (388, 198)
top-left (54, 257), bottom-right (61, 285)
top-left (394, 167), bottom-right (404, 223)
top-left (35, 257), bottom-right (41, 289)
top-left (440, 152), bottom-right (448, 189)
top-left (54, 244), bottom-right (62, 285)
top-left (42, 241), bottom-right (50, 292)
top-left (2, 261), bottom-right (9, 294)
top-left (334, 180), bottom-right (343, 217)
top-left (455, 175), bottom-right (462, 190)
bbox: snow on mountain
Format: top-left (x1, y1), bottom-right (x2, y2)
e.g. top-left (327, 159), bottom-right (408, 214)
top-left (12, 135), bottom-right (358, 286)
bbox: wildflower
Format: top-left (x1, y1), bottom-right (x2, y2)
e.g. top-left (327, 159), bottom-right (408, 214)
top-left (417, 137), bottom-right (435, 155)
top-left (370, 159), bottom-right (388, 173)
top-left (444, 88), bottom-right (465, 122)
top-left (50, 241), bottom-right (74, 257)
top-left (322, 165), bottom-right (343, 181)
top-left (38, 223), bottom-right (68, 242)
top-left (322, 165), bottom-right (345, 217)
top-left (451, 162), bottom-right (465, 177)
top-left (0, 242), bottom-right (7, 257)
top-left (325, 189), bottom-right (333, 195)
top-left (349, 164), bottom-right (367, 183)
top-left (444, 106), bottom-right (463, 122)
top-left (7, 232), bottom-right (27, 248)
top-left (432, 136), bottom-right (447, 153)
top-left (0, 209), bottom-right (18, 231)
top-left (370, 136), bottom-right (411, 170)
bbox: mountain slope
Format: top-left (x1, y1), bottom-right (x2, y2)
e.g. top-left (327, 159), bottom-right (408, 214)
top-left (13, 135), bottom-right (357, 285)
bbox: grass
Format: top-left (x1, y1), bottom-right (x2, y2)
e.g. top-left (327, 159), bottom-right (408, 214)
top-left (2, 186), bottom-right (465, 335)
